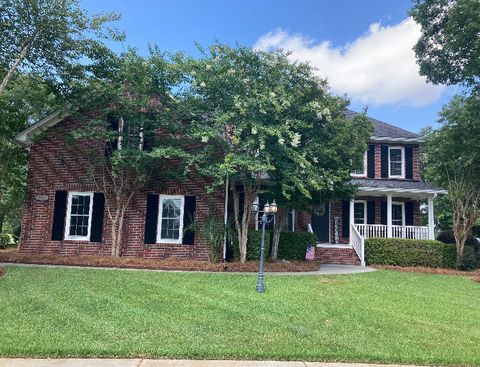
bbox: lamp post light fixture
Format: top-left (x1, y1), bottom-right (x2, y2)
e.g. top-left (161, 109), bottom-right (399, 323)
top-left (251, 199), bottom-right (278, 293)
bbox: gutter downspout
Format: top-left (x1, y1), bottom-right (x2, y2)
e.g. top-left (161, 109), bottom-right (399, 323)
top-left (223, 176), bottom-right (229, 262)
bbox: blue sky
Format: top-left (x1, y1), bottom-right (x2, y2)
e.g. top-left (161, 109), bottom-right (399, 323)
top-left (82, 0), bottom-right (453, 133)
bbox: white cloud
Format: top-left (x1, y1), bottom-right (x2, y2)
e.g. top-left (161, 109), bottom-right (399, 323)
top-left (254, 18), bottom-right (445, 107)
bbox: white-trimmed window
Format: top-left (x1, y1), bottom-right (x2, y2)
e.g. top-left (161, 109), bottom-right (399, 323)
top-left (353, 200), bottom-right (367, 224)
top-left (286, 209), bottom-right (296, 232)
top-left (351, 151), bottom-right (367, 177)
top-left (65, 192), bottom-right (94, 240)
top-left (157, 195), bottom-right (185, 244)
top-left (392, 202), bottom-right (405, 226)
top-left (388, 146), bottom-right (404, 178)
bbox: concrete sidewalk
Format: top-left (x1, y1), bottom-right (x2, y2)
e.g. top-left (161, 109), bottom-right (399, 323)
top-left (0, 360), bottom-right (422, 367)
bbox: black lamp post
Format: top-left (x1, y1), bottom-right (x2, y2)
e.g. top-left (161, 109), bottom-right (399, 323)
top-left (252, 199), bottom-right (278, 293)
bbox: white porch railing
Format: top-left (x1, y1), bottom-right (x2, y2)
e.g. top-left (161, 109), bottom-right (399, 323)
top-left (350, 224), bottom-right (365, 267)
top-left (392, 225), bottom-right (429, 240)
top-left (355, 224), bottom-right (388, 239)
top-left (354, 224), bottom-right (430, 240)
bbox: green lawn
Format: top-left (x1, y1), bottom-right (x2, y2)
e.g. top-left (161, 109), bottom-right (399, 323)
top-left (0, 266), bottom-right (479, 365)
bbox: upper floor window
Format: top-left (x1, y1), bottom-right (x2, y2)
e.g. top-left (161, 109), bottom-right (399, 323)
top-left (388, 146), bottom-right (404, 178)
top-left (65, 192), bottom-right (94, 241)
top-left (351, 151), bottom-right (367, 177)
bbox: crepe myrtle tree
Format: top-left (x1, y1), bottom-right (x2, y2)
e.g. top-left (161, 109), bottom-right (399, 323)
top-left (67, 50), bottom-right (188, 256)
top-left (174, 44), bottom-right (371, 263)
top-left (425, 94), bottom-right (480, 266)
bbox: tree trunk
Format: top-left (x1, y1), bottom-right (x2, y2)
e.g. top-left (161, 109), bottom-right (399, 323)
top-left (0, 33), bottom-right (36, 95)
top-left (270, 209), bottom-right (287, 261)
top-left (232, 180), bottom-right (257, 264)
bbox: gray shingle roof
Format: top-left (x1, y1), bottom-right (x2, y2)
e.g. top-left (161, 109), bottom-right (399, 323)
top-left (351, 178), bottom-right (446, 193)
top-left (345, 109), bottom-right (420, 140)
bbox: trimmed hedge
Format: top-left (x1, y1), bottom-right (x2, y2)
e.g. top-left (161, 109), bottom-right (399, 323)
top-left (246, 230), bottom-right (271, 261)
top-left (229, 230), bottom-right (271, 261)
top-left (365, 238), bottom-right (456, 268)
top-left (278, 231), bottom-right (318, 261)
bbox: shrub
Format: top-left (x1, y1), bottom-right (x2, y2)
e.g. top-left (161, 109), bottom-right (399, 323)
top-left (277, 231), bottom-right (318, 261)
top-left (458, 246), bottom-right (479, 271)
top-left (365, 238), bottom-right (456, 268)
top-left (246, 230), bottom-right (271, 261)
top-left (437, 230), bottom-right (480, 249)
top-left (0, 233), bottom-right (17, 249)
top-left (228, 230), bottom-right (271, 261)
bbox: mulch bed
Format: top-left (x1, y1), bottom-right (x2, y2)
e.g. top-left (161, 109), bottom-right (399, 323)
top-left (0, 249), bottom-right (320, 273)
top-left (375, 265), bottom-right (480, 283)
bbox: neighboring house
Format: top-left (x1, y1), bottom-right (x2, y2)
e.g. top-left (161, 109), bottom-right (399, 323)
top-left (15, 109), bottom-right (445, 265)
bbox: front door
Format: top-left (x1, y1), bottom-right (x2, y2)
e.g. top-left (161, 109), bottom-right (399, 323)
top-left (311, 202), bottom-right (330, 243)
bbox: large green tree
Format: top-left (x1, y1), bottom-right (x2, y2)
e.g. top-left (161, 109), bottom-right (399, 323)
top-left (0, 0), bottom-right (123, 95)
top-left (0, 73), bottom-right (61, 237)
top-left (425, 94), bottom-right (480, 264)
top-left (175, 44), bottom-right (371, 263)
top-left (410, 0), bottom-right (480, 89)
top-left (67, 49), bottom-right (188, 256)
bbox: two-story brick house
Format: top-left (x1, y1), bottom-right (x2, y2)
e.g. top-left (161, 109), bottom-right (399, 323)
top-left (15, 109), bottom-right (445, 266)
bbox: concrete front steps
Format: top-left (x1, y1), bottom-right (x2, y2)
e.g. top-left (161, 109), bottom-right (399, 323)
top-left (315, 244), bottom-right (361, 266)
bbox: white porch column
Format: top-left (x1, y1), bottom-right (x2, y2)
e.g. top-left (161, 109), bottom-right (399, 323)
top-left (387, 194), bottom-right (392, 238)
top-left (349, 199), bottom-right (355, 240)
top-left (428, 196), bottom-right (435, 240)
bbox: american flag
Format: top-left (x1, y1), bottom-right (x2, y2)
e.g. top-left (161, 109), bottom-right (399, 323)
top-left (305, 245), bottom-right (315, 261)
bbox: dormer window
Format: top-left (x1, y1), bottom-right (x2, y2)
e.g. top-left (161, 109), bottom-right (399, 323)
top-left (351, 151), bottom-right (367, 177)
top-left (388, 146), bottom-right (404, 178)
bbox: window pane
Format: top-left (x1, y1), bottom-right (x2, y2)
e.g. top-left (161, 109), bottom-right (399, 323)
top-left (389, 148), bottom-right (403, 176)
top-left (354, 202), bottom-right (365, 224)
top-left (392, 204), bottom-right (403, 226)
top-left (68, 194), bottom-right (91, 237)
top-left (160, 197), bottom-right (182, 241)
top-left (286, 210), bottom-right (294, 231)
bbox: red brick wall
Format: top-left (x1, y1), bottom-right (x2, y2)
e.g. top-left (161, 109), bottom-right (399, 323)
top-left (315, 247), bottom-right (360, 265)
top-left (367, 143), bottom-right (420, 180)
top-left (19, 117), bottom-right (225, 260)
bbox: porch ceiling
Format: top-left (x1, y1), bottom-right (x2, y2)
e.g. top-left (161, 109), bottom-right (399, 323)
top-left (351, 178), bottom-right (447, 199)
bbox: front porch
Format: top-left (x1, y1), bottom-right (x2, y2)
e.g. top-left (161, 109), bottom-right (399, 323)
top-left (310, 181), bottom-right (447, 267)
top-left (346, 183), bottom-right (446, 266)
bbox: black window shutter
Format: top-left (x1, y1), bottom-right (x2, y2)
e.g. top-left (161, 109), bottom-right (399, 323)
top-left (367, 144), bottom-right (375, 178)
top-left (144, 194), bottom-right (159, 244)
top-left (405, 201), bottom-right (414, 226)
top-left (105, 117), bottom-right (119, 157)
top-left (143, 132), bottom-right (154, 152)
top-left (380, 201), bottom-right (387, 225)
top-left (381, 145), bottom-right (389, 178)
top-left (182, 196), bottom-right (197, 245)
top-left (405, 145), bottom-right (413, 179)
top-left (367, 201), bottom-right (375, 224)
top-left (90, 193), bottom-right (105, 242)
top-left (51, 191), bottom-right (67, 241)
top-left (341, 200), bottom-right (350, 238)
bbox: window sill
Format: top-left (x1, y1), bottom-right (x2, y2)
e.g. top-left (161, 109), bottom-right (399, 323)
top-left (64, 237), bottom-right (90, 242)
